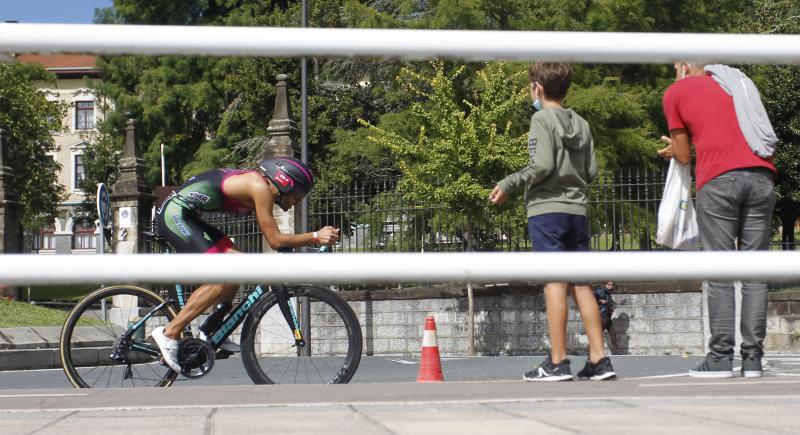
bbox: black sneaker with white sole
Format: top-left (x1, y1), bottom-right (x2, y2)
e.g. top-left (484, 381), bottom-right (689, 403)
top-left (577, 356), bottom-right (617, 380)
top-left (523, 358), bottom-right (574, 382)
top-left (689, 354), bottom-right (734, 378)
top-left (741, 355), bottom-right (763, 378)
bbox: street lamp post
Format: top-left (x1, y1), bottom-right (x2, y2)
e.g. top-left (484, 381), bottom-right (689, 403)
top-left (300, 0), bottom-right (309, 238)
top-left (299, 0), bottom-right (311, 357)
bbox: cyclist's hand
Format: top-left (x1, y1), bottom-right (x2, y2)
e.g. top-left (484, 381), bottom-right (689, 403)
top-left (317, 226), bottom-right (340, 245)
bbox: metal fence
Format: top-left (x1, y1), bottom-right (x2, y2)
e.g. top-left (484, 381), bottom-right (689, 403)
top-left (148, 167), bottom-right (798, 254)
top-left (308, 167), bottom-right (672, 254)
top-left (143, 167), bottom-right (800, 293)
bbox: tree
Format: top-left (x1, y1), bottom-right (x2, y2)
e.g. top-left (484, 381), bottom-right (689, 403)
top-left (744, 0), bottom-right (800, 249)
top-left (0, 62), bottom-right (66, 231)
top-left (362, 61), bottom-right (529, 251)
top-left (85, 0), bottom-right (411, 193)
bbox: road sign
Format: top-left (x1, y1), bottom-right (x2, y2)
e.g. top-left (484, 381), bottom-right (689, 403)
top-left (97, 183), bottom-right (111, 229)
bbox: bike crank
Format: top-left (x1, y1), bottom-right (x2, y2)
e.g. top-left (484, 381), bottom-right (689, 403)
top-left (177, 338), bottom-right (215, 379)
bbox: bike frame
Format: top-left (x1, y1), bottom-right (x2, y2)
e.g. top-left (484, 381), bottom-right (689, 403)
top-left (130, 233), bottom-right (317, 360)
top-left (166, 283), bottom-right (305, 351)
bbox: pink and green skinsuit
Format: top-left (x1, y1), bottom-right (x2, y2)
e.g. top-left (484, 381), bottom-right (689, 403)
top-left (155, 169), bottom-right (257, 253)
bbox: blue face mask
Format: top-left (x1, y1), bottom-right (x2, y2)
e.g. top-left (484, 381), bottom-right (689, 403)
top-left (531, 83), bottom-right (543, 111)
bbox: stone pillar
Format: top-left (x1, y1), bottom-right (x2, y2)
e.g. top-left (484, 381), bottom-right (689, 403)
top-left (263, 74), bottom-right (300, 251)
top-left (264, 74), bottom-right (298, 159)
top-left (110, 117), bottom-right (154, 255)
top-left (0, 129), bottom-right (22, 299)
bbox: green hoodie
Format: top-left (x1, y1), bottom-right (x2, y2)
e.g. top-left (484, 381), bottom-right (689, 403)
top-left (498, 107), bottom-right (597, 217)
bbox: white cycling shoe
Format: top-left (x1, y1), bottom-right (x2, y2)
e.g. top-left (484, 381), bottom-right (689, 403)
top-left (199, 331), bottom-right (241, 353)
top-left (152, 326), bottom-right (182, 372)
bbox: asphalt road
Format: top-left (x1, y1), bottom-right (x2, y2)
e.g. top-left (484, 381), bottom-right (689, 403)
top-left (4, 354), bottom-right (800, 389)
top-left (0, 354), bottom-right (709, 389)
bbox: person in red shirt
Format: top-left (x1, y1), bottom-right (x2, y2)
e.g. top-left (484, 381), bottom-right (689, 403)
top-left (659, 62), bottom-right (776, 379)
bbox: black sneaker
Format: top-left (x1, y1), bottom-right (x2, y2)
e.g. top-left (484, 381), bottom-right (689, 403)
top-left (741, 355), bottom-right (763, 378)
top-left (577, 357), bottom-right (617, 380)
top-left (689, 354), bottom-right (734, 378)
top-left (523, 358), bottom-right (573, 382)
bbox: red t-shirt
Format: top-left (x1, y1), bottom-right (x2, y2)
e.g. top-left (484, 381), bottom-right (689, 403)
top-left (662, 74), bottom-right (775, 190)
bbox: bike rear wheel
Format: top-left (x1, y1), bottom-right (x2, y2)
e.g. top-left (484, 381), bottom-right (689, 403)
top-left (60, 285), bottom-right (179, 388)
top-left (241, 285), bottom-right (362, 384)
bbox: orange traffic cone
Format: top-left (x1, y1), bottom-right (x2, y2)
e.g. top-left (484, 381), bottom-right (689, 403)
top-left (417, 315), bottom-right (444, 382)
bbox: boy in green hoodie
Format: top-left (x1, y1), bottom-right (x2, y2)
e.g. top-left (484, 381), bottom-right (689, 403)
top-left (489, 62), bottom-right (615, 381)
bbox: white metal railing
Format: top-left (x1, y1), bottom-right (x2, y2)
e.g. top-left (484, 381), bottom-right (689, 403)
top-left (2, 23), bottom-right (800, 64)
top-left (2, 23), bottom-right (799, 286)
top-left (0, 251), bottom-right (799, 285)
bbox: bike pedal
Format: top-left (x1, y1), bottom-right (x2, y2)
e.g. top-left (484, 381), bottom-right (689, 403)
top-left (215, 350), bottom-right (233, 360)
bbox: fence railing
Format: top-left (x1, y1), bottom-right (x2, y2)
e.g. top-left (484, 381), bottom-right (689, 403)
top-left (308, 168), bottom-right (674, 254)
top-left (149, 167), bottom-right (796, 255)
top-left (144, 168), bottom-right (800, 293)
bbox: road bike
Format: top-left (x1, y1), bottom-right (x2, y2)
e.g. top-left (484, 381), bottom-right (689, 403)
top-left (59, 233), bottom-right (362, 388)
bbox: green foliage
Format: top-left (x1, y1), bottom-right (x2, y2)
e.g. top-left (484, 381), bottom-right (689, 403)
top-left (566, 82), bottom-right (662, 173)
top-left (362, 61), bottom-right (529, 248)
top-left (742, 0), bottom-right (800, 237)
top-left (81, 0), bottom-right (753, 232)
top-left (87, 0), bottom-right (413, 193)
top-left (0, 62), bottom-right (67, 230)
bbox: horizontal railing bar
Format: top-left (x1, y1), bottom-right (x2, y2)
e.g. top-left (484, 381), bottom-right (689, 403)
top-left (1, 252), bottom-right (799, 285)
top-left (2, 24), bottom-right (800, 64)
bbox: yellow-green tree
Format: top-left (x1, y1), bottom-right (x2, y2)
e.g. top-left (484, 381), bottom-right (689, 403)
top-left (362, 61), bottom-right (529, 251)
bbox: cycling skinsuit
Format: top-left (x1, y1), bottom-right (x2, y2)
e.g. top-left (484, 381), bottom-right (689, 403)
top-left (155, 169), bottom-right (257, 253)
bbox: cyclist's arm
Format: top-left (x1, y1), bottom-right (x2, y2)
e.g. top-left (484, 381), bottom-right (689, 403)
top-left (248, 178), bottom-right (316, 250)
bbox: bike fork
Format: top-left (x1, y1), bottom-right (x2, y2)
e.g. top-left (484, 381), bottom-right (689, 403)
top-left (271, 284), bottom-right (305, 350)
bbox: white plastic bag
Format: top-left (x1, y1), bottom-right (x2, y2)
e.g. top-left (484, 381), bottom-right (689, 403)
top-left (656, 159), bottom-right (700, 250)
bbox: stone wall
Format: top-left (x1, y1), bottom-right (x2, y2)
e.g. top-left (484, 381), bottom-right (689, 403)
top-left (766, 291), bottom-right (800, 352)
top-left (199, 286), bottom-right (798, 357)
top-left (343, 286), bottom-right (707, 357)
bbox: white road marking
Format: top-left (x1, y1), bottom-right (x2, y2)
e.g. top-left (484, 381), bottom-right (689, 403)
top-left (386, 359), bottom-right (417, 365)
top-left (386, 357), bottom-right (470, 365)
top-left (0, 393), bottom-right (87, 398)
top-left (629, 373), bottom-right (688, 380)
top-left (640, 380), bottom-right (800, 387)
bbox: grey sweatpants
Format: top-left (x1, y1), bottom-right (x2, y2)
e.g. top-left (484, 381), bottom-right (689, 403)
top-left (696, 167), bottom-right (775, 358)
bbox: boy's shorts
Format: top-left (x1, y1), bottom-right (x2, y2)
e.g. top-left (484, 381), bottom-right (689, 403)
top-left (528, 213), bottom-right (589, 252)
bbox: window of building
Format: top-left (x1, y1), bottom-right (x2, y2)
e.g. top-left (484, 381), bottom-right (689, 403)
top-left (75, 101), bottom-right (94, 130)
top-left (72, 217), bottom-right (96, 250)
top-left (34, 227), bottom-right (55, 252)
top-left (73, 154), bottom-right (85, 190)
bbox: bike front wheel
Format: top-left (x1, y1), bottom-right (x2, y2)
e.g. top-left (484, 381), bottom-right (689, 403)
top-left (241, 285), bottom-right (362, 384)
top-left (60, 285), bottom-right (179, 388)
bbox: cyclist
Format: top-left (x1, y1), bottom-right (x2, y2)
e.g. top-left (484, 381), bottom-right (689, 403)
top-left (151, 156), bottom-right (339, 372)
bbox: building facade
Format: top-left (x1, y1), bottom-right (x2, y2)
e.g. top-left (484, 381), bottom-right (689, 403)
top-left (15, 54), bottom-right (109, 255)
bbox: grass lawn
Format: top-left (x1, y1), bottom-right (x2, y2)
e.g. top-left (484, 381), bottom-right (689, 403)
top-left (0, 299), bottom-right (73, 327)
top-left (0, 299), bottom-right (104, 328)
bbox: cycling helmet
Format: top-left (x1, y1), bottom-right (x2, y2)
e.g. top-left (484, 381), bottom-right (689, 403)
top-left (258, 157), bottom-right (314, 197)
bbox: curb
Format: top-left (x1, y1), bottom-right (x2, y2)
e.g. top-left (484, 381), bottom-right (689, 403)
top-left (0, 327), bottom-right (62, 371)
top-left (0, 348), bottom-right (61, 371)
